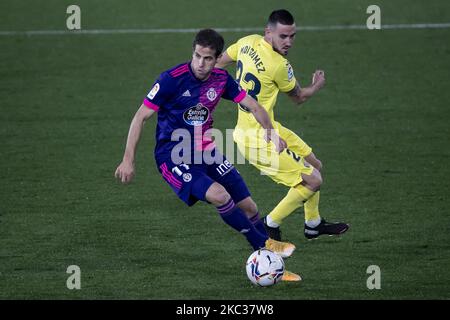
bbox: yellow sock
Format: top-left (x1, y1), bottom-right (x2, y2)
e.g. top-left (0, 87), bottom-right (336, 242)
top-left (304, 191), bottom-right (321, 222)
top-left (269, 184), bottom-right (315, 225)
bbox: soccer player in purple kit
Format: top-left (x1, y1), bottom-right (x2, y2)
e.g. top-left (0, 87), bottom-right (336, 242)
top-left (115, 29), bottom-right (301, 281)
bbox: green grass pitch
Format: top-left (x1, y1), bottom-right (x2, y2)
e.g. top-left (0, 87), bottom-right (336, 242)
top-left (0, 0), bottom-right (449, 299)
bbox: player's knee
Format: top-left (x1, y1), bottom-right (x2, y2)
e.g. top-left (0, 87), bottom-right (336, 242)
top-left (311, 170), bottom-right (323, 190)
top-left (205, 182), bottom-right (231, 206)
top-left (236, 197), bottom-right (258, 218)
top-left (302, 169), bottom-right (322, 191)
top-left (305, 153), bottom-right (323, 171)
top-left (244, 200), bottom-right (258, 217)
top-left (315, 159), bottom-right (323, 171)
top-left (208, 188), bottom-right (231, 206)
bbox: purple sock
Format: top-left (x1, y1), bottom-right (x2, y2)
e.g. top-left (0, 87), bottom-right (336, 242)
top-left (249, 212), bottom-right (268, 237)
top-left (217, 199), bottom-right (268, 250)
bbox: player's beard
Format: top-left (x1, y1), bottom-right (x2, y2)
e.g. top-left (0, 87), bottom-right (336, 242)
top-left (273, 45), bottom-right (289, 56)
top-left (193, 65), bottom-right (212, 81)
top-left (195, 69), bottom-right (207, 80)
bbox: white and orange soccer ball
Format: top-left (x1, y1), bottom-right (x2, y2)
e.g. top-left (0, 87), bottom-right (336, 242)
top-left (246, 249), bottom-right (285, 287)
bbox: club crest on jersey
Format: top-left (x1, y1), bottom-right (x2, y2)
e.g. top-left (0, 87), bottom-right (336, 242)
top-left (183, 103), bottom-right (210, 126)
top-left (206, 88), bottom-right (217, 101)
top-left (147, 83), bottom-right (160, 100)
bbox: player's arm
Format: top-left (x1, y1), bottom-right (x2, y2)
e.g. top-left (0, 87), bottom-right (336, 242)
top-left (215, 51), bottom-right (235, 69)
top-left (215, 42), bottom-right (238, 69)
top-left (288, 70), bottom-right (326, 105)
top-left (239, 95), bottom-right (287, 153)
top-left (115, 104), bottom-right (156, 184)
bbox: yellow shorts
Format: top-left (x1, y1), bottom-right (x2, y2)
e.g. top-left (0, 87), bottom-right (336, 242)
top-left (236, 125), bottom-right (314, 187)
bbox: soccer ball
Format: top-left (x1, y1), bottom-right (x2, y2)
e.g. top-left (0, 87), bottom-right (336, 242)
top-left (246, 249), bottom-right (285, 287)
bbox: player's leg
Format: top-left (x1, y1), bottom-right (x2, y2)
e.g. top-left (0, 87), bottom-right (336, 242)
top-left (231, 197), bottom-right (300, 281)
top-left (207, 152), bottom-right (295, 258)
top-left (264, 165), bottom-right (320, 235)
top-left (280, 128), bottom-right (348, 238)
top-left (244, 139), bottom-right (319, 239)
top-left (234, 196), bottom-right (296, 254)
top-left (275, 127), bottom-right (323, 225)
top-left (301, 169), bottom-right (349, 239)
top-left (205, 152), bottom-right (265, 235)
top-left (236, 197), bottom-right (257, 218)
top-left (266, 127), bottom-right (347, 238)
top-left (158, 158), bottom-right (299, 280)
top-left (205, 182), bottom-right (268, 250)
top-left (304, 152), bottom-right (322, 171)
top-left (158, 159), bottom-right (267, 251)
top-left (205, 182), bottom-right (295, 258)
top-left (236, 126), bottom-right (348, 240)
top-left (236, 141), bottom-right (304, 240)
top-left (300, 153), bottom-right (323, 230)
top-left (297, 165), bottom-right (322, 227)
top-left (235, 196), bottom-right (267, 235)
top-left (209, 160), bottom-right (300, 281)
top-left (158, 158), bottom-right (298, 274)
top-left (235, 197), bottom-right (280, 244)
top-left (236, 196), bottom-right (297, 257)
top-left (215, 171), bottom-right (267, 236)
top-left (263, 153), bottom-right (348, 239)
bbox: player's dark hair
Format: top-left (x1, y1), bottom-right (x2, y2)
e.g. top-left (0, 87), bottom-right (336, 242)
top-left (267, 9), bottom-right (295, 27)
top-left (193, 29), bottom-right (224, 58)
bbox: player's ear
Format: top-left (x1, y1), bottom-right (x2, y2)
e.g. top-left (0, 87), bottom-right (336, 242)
top-left (264, 27), bottom-right (273, 43)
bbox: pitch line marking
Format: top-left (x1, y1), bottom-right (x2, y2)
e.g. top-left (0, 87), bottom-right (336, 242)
top-left (1, 23), bottom-right (450, 36)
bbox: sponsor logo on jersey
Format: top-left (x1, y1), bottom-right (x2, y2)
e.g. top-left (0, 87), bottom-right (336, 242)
top-left (287, 64), bottom-right (294, 81)
top-left (182, 90), bottom-right (191, 97)
top-left (147, 83), bottom-right (160, 100)
top-left (206, 88), bottom-right (217, 101)
top-left (183, 103), bottom-right (210, 126)
top-left (216, 159), bottom-right (233, 176)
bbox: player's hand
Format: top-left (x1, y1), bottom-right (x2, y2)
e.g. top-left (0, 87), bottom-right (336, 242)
top-left (264, 130), bottom-right (287, 154)
top-left (273, 135), bottom-right (287, 154)
top-left (312, 70), bottom-right (325, 89)
top-left (115, 160), bottom-right (135, 184)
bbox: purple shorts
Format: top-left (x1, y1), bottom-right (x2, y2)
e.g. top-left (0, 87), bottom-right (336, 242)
top-left (155, 149), bottom-right (251, 206)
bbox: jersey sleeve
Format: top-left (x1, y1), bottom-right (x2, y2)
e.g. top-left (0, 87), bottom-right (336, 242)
top-left (142, 72), bottom-right (172, 111)
top-left (226, 42), bottom-right (239, 61)
top-left (274, 61), bottom-right (297, 93)
top-left (221, 73), bottom-right (247, 103)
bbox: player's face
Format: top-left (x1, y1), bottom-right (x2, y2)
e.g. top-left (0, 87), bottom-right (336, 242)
top-left (191, 45), bottom-right (219, 81)
top-left (266, 22), bottom-right (297, 56)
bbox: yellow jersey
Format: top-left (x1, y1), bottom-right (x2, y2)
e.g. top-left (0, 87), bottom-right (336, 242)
top-left (226, 34), bottom-right (297, 147)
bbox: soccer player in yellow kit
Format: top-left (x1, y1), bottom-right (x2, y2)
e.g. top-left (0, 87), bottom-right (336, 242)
top-left (216, 9), bottom-right (349, 241)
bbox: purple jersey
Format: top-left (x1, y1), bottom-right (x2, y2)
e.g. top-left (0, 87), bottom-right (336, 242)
top-left (143, 62), bottom-right (246, 160)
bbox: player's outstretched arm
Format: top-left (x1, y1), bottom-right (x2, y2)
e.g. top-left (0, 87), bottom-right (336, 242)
top-left (215, 51), bottom-right (235, 69)
top-left (288, 70), bottom-right (326, 105)
top-left (115, 104), bottom-right (156, 184)
top-left (239, 95), bottom-right (287, 153)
